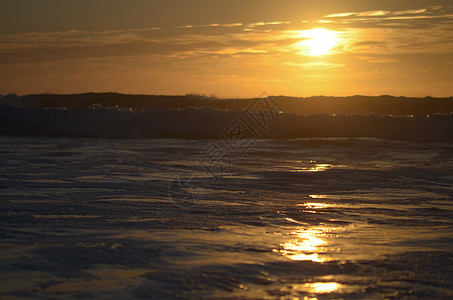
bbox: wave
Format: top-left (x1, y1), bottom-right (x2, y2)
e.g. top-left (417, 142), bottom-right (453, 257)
top-left (1, 104), bottom-right (452, 142)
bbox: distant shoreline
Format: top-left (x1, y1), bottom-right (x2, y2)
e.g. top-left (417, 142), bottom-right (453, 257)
top-left (1, 92), bottom-right (453, 116)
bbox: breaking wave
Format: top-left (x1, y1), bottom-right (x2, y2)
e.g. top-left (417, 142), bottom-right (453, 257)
top-left (0, 104), bottom-right (452, 142)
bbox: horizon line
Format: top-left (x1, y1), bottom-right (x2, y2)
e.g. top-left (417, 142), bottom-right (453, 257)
top-left (2, 92), bottom-right (453, 100)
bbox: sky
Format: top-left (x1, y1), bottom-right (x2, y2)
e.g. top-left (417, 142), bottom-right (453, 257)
top-left (0, 0), bottom-right (452, 98)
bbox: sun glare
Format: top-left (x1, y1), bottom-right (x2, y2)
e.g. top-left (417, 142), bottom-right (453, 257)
top-left (276, 228), bottom-right (331, 262)
top-left (296, 28), bottom-right (339, 56)
top-left (306, 282), bottom-right (342, 293)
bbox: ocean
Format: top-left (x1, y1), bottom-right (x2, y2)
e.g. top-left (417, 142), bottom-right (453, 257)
top-left (0, 96), bottom-right (453, 299)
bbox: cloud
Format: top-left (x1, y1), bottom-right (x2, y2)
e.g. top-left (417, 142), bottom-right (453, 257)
top-left (176, 25), bottom-right (194, 29)
top-left (264, 21), bottom-right (291, 25)
top-left (318, 20), bottom-right (334, 24)
top-left (357, 11), bottom-right (391, 17)
top-left (1, 5), bottom-right (452, 71)
top-left (325, 12), bottom-right (357, 18)
top-left (221, 23), bottom-right (243, 27)
top-left (343, 24), bottom-right (453, 55)
top-left (0, 21), bottom-right (300, 67)
top-left (0, 28), bottom-right (162, 47)
top-left (384, 15), bottom-right (442, 20)
top-left (331, 6), bottom-right (453, 30)
top-left (248, 22), bottom-right (266, 27)
top-left (247, 21), bottom-right (291, 28)
top-left (392, 9), bottom-right (427, 16)
top-left (326, 6), bottom-right (452, 26)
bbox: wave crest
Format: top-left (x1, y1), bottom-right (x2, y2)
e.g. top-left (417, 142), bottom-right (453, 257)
top-left (1, 105), bottom-right (452, 142)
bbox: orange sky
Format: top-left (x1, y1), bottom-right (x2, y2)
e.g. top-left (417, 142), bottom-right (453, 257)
top-left (0, 1), bottom-right (452, 97)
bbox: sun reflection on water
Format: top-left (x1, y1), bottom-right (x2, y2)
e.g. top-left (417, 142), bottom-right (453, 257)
top-left (293, 163), bottom-right (332, 172)
top-left (305, 282), bottom-right (342, 293)
top-left (284, 282), bottom-right (343, 298)
top-left (298, 202), bottom-right (332, 209)
top-left (296, 202), bottom-right (335, 214)
top-left (309, 164), bottom-right (331, 172)
top-left (288, 253), bottom-right (325, 263)
top-left (276, 228), bottom-right (332, 263)
top-left (308, 194), bottom-right (329, 199)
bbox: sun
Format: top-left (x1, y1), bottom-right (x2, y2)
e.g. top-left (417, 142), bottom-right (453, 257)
top-left (296, 28), bottom-right (339, 56)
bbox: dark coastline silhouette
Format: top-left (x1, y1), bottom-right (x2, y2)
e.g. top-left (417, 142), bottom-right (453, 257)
top-left (1, 93), bottom-right (453, 116)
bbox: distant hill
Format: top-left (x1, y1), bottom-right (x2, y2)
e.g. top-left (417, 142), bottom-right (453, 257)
top-left (1, 93), bottom-right (453, 116)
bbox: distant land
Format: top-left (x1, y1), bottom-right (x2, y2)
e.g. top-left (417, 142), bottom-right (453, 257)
top-left (1, 93), bottom-right (453, 116)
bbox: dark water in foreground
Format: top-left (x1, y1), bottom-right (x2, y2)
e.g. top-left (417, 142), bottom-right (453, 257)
top-left (1, 136), bottom-right (452, 299)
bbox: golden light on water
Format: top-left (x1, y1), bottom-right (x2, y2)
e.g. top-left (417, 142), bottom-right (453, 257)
top-left (307, 164), bottom-right (332, 172)
top-left (305, 282), bottom-right (342, 293)
top-left (294, 28), bottom-right (339, 56)
top-left (300, 202), bottom-right (332, 209)
top-left (292, 163), bottom-right (332, 173)
top-left (307, 202), bottom-right (329, 208)
top-left (287, 282), bottom-right (343, 296)
top-left (288, 253), bottom-right (325, 262)
top-left (298, 202), bottom-right (335, 214)
top-left (277, 228), bottom-right (330, 262)
top-left (308, 195), bottom-right (329, 199)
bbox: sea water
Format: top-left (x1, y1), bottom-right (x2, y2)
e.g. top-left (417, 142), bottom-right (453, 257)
top-left (1, 135), bottom-right (452, 299)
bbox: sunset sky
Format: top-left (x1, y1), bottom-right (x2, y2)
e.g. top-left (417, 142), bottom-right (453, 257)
top-left (1, 0), bottom-right (452, 97)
